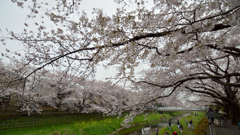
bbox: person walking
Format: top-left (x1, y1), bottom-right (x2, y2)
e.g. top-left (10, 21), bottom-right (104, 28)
top-left (218, 109), bottom-right (227, 127)
top-left (209, 110), bottom-right (214, 124)
top-left (179, 124), bottom-right (183, 134)
top-left (185, 118), bottom-right (188, 126)
top-left (189, 119), bottom-right (193, 130)
top-left (155, 126), bottom-right (158, 135)
top-left (177, 119), bottom-right (180, 129)
top-left (214, 109), bottom-right (220, 126)
top-left (169, 120), bottom-right (171, 131)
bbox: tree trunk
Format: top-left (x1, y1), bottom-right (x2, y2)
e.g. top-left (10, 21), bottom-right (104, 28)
top-left (225, 102), bottom-right (230, 119)
top-left (229, 102), bottom-right (240, 125)
top-left (99, 113), bottom-right (103, 120)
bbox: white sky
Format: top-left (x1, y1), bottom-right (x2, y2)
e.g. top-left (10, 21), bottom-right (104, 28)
top-left (0, 0), bottom-right (119, 54)
top-left (0, 1), bottom-right (27, 57)
top-left (0, 0), bottom-right (151, 81)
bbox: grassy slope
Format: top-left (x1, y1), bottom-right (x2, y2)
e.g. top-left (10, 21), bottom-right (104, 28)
top-left (116, 111), bottom-right (184, 134)
top-left (156, 111), bottom-right (207, 135)
top-left (193, 117), bottom-right (209, 135)
top-left (0, 111), bottom-right (183, 135)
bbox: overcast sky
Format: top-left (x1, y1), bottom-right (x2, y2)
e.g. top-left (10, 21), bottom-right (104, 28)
top-left (0, 0), bottom-right (119, 54)
top-left (0, 0), bottom-right (151, 81)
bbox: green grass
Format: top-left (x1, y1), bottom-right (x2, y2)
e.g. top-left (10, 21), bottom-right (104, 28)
top-left (78, 118), bottom-right (123, 135)
top-left (0, 113), bottom-right (102, 130)
top-left (0, 115), bottom-right (123, 135)
top-left (0, 123), bottom-right (81, 135)
top-left (193, 117), bottom-right (209, 135)
top-left (130, 111), bottom-right (184, 125)
top-left (116, 111), bottom-right (185, 134)
top-left (0, 111), bottom-right (186, 135)
top-left (155, 111), bottom-right (206, 135)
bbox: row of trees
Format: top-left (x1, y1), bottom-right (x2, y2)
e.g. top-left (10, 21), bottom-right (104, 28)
top-left (0, 60), bottom-right (185, 124)
top-left (0, 60), bottom-right (137, 115)
top-left (0, 0), bottom-right (240, 124)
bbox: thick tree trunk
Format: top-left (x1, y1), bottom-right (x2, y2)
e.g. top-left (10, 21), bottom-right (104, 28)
top-left (229, 102), bottom-right (240, 125)
top-left (224, 85), bottom-right (239, 125)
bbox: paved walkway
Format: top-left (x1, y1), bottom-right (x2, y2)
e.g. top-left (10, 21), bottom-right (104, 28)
top-left (211, 120), bottom-right (240, 135)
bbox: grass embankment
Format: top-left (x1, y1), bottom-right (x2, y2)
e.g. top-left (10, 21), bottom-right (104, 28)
top-left (0, 111), bottom-right (183, 135)
top-left (0, 112), bottom-right (111, 131)
top-left (156, 111), bottom-right (208, 135)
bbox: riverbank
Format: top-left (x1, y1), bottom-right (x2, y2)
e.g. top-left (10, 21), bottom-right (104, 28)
top-left (0, 111), bottom-right (184, 135)
top-left (156, 111), bottom-right (206, 135)
top-left (112, 111), bottom-right (190, 135)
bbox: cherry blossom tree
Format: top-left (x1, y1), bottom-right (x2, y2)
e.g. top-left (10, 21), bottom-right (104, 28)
top-left (186, 56), bottom-right (240, 123)
top-left (1, 0), bottom-right (240, 124)
top-left (137, 54), bottom-right (240, 124)
top-left (0, 60), bottom-right (137, 116)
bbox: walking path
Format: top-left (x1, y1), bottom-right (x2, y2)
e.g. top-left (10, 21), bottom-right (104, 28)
top-left (211, 120), bottom-right (240, 135)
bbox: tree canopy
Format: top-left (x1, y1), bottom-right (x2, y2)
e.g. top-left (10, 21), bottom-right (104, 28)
top-left (1, 0), bottom-right (240, 124)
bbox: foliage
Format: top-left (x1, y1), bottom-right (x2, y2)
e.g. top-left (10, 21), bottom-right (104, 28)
top-left (1, 0), bottom-right (240, 125)
top-left (193, 117), bottom-right (209, 135)
top-left (0, 60), bottom-right (136, 117)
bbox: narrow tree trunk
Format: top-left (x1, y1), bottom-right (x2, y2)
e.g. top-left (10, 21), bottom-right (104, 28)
top-left (99, 113), bottom-right (103, 120)
top-left (225, 102), bottom-right (230, 119)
